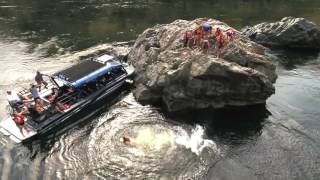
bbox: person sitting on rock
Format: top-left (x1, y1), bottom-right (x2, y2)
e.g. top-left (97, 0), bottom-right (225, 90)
top-left (183, 30), bottom-right (193, 48)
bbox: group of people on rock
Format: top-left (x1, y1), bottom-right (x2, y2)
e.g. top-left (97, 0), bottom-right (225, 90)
top-left (6, 71), bottom-right (69, 136)
top-left (183, 22), bottom-right (237, 57)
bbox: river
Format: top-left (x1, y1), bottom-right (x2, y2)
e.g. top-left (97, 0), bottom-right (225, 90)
top-left (0, 0), bottom-right (320, 179)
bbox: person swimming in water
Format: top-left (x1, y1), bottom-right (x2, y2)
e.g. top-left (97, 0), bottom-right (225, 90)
top-left (121, 136), bottom-right (131, 145)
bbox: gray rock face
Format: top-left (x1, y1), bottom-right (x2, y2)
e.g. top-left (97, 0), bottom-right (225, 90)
top-left (242, 17), bottom-right (320, 49)
top-left (128, 18), bottom-right (277, 112)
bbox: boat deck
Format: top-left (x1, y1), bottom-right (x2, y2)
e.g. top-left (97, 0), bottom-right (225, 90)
top-left (0, 118), bottom-right (36, 143)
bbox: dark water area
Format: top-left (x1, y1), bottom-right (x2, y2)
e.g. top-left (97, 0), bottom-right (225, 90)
top-left (0, 0), bottom-right (320, 179)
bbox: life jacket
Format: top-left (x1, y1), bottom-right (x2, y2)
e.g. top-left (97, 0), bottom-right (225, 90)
top-left (218, 34), bottom-right (225, 45)
top-left (57, 104), bottom-right (70, 111)
top-left (13, 114), bottom-right (25, 125)
top-left (215, 29), bottom-right (221, 38)
top-left (48, 95), bottom-right (55, 102)
top-left (63, 104), bottom-right (70, 110)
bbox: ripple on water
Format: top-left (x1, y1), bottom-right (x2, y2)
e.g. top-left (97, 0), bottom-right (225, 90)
top-left (84, 94), bottom-right (221, 179)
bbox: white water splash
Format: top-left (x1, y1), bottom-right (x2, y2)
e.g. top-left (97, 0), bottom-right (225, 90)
top-left (175, 125), bottom-right (218, 155)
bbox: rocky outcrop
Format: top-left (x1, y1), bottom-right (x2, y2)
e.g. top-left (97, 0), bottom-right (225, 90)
top-left (128, 18), bottom-right (277, 112)
top-left (242, 17), bottom-right (320, 49)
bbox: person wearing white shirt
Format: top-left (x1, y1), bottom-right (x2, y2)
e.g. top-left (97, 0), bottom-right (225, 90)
top-left (6, 90), bottom-right (22, 108)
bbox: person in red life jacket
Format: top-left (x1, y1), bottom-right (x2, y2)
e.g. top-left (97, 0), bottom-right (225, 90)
top-left (55, 102), bottom-right (70, 113)
top-left (183, 30), bottom-right (193, 48)
top-left (216, 33), bottom-right (226, 58)
top-left (12, 110), bottom-right (30, 136)
top-left (193, 25), bottom-right (203, 48)
top-left (226, 28), bottom-right (237, 42)
top-left (214, 27), bottom-right (222, 38)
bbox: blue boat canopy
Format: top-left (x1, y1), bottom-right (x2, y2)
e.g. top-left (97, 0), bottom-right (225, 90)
top-left (52, 57), bottom-right (123, 89)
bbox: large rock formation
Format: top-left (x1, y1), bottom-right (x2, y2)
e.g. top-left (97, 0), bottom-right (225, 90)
top-left (128, 18), bottom-right (277, 112)
top-left (242, 17), bottom-right (320, 49)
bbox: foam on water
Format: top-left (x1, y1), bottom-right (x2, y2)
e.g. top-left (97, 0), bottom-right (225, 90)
top-left (175, 125), bottom-right (219, 155)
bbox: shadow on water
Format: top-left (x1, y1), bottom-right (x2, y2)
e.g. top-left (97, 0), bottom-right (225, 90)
top-left (22, 86), bottom-right (132, 158)
top-left (166, 104), bottom-right (270, 146)
top-left (270, 48), bottom-right (320, 70)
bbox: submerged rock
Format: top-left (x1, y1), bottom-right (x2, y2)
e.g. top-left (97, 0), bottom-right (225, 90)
top-left (242, 17), bottom-right (320, 49)
top-left (128, 18), bottom-right (277, 112)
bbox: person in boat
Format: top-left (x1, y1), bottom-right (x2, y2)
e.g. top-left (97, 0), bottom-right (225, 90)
top-left (30, 84), bottom-right (40, 100)
top-left (34, 98), bottom-right (46, 114)
top-left (183, 30), bottom-right (193, 48)
top-left (6, 90), bottom-right (23, 110)
top-left (54, 102), bottom-right (70, 113)
top-left (35, 71), bottom-right (48, 92)
top-left (226, 28), bottom-right (237, 42)
top-left (47, 88), bottom-right (59, 103)
top-left (12, 110), bottom-right (30, 136)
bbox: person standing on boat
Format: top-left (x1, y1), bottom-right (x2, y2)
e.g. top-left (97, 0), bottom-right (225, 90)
top-left (30, 84), bottom-right (40, 100)
top-left (35, 71), bottom-right (48, 92)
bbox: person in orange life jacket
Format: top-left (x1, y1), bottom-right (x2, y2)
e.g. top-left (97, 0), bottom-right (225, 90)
top-left (183, 30), bottom-right (193, 48)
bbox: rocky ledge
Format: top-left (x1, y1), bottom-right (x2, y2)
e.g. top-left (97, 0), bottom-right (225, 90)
top-left (242, 17), bottom-right (320, 49)
top-left (128, 18), bottom-right (277, 112)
